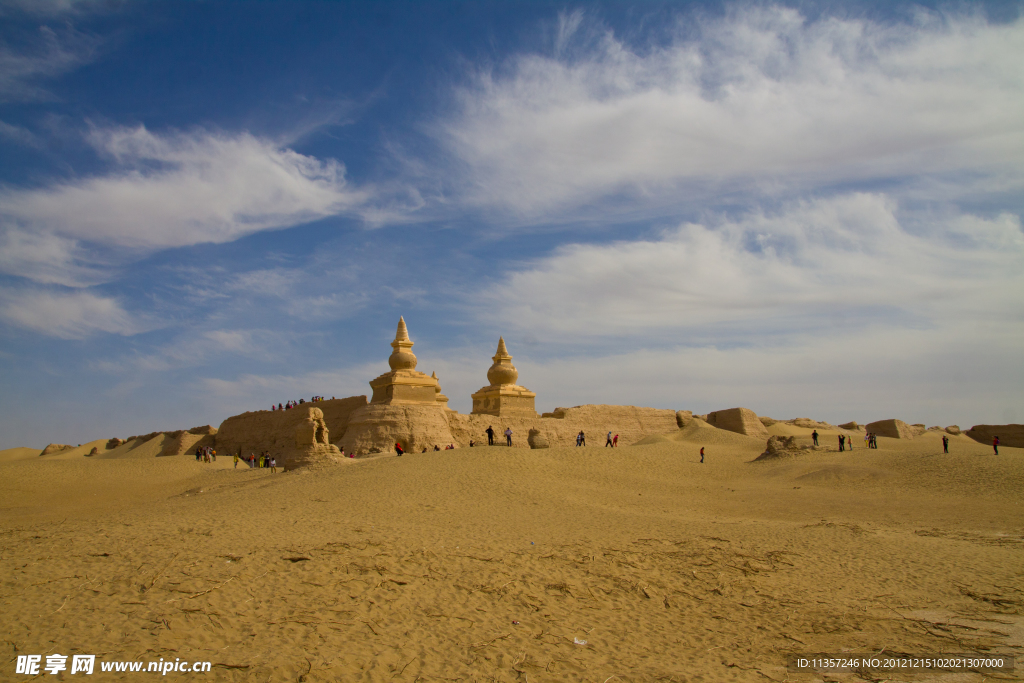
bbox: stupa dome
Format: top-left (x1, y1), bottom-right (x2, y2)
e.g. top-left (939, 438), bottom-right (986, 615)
top-left (486, 337), bottom-right (519, 386)
top-left (388, 317), bottom-right (418, 371)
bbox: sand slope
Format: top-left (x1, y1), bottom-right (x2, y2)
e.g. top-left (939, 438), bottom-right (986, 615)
top-left (0, 434), bottom-right (1020, 681)
top-left (0, 446), bottom-right (41, 461)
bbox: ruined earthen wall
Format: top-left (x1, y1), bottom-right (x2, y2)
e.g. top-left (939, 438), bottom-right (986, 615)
top-left (215, 396), bottom-right (366, 459)
top-left (864, 419), bottom-right (915, 439)
top-left (448, 404), bottom-right (679, 451)
top-left (705, 407), bottom-right (770, 440)
top-left (965, 424), bottom-right (1024, 448)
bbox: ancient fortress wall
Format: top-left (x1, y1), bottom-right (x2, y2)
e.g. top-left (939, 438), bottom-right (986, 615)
top-left (448, 404), bottom-right (679, 450)
top-left (215, 396), bottom-right (367, 460)
top-left (965, 424), bottom-right (1024, 448)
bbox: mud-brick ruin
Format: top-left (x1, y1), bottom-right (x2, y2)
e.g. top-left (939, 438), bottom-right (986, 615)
top-left (44, 317), bottom-right (1016, 468)
top-left (215, 317), bottom-right (682, 467)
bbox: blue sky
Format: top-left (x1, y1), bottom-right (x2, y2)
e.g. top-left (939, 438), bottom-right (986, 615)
top-left (1, 0), bottom-right (1022, 449)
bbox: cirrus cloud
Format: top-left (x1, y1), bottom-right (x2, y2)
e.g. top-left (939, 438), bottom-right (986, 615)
top-left (441, 7), bottom-right (1024, 217)
top-left (0, 125), bottom-right (372, 250)
top-left (474, 193), bottom-right (1024, 340)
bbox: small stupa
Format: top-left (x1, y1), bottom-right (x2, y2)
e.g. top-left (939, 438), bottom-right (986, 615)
top-left (470, 337), bottom-right (537, 417)
top-left (431, 371), bottom-right (451, 411)
top-left (368, 317), bottom-right (445, 405)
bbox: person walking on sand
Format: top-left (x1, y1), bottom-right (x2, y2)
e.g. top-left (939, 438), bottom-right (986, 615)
top-left (579, 431), bottom-right (586, 447)
top-left (270, 457), bottom-right (277, 474)
top-left (993, 436), bottom-right (999, 455)
top-left (233, 452), bottom-right (239, 469)
top-left (700, 447), bottom-right (705, 463)
top-left (249, 453), bottom-right (255, 468)
top-left (613, 434), bottom-right (619, 447)
top-left (486, 426), bottom-right (495, 446)
top-left (505, 427), bottom-right (513, 446)
top-left (942, 435), bottom-right (949, 454)
top-left (395, 442), bottom-right (404, 457)
top-left (812, 430), bottom-right (819, 447)
top-left (839, 434), bottom-right (845, 452)
top-left (606, 432), bottom-right (613, 447)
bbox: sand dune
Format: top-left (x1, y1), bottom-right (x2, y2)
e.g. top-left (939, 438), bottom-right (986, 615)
top-left (1, 426), bottom-right (1020, 681)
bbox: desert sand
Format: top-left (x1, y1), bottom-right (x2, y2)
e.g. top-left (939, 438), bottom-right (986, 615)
top-left (1, 421), bottom-right (1021, 682)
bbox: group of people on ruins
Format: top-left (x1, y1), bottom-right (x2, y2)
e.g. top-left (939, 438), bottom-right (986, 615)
top-left (272, 396), bottom-right (333, 411)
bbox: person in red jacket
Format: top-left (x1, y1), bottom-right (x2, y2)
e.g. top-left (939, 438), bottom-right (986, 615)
top-left (993, 436), bottom-right (999, 455)
top-left (395, 442), bottom-right (404, 457)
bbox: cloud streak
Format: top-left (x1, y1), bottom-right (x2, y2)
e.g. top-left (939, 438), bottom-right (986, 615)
top-left (441, 6), bottom-right (1024, 217)
top-left (0, 288), bottom-right (139, 339)
top-left (0, 126), bottom-right (371, 250)
top-left (473, 193), bottom-right (1024, 340)
top-left (0, 22), bottom-right (100, 102)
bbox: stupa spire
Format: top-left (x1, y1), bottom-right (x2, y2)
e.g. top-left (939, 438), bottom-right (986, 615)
top-left (493, 336), bottom-right (510, 361)
top-left (388, 316), bottom-right (417, 371)
top-left (394, 316), bottom-right (411, 343)
top-left (486, 336), bottom-right (518, 387)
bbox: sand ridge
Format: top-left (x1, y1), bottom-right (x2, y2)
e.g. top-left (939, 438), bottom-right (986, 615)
top-left (1, 427), bottom-right (1021, 681)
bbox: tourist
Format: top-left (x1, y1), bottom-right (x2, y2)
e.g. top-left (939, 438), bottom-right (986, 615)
top-left (864, 432), bottom-right (869, 448)
top-left (942, 435), bottom-right (949, 454)
top-left (579, 431), bottom-right (586, 446)
top-left (613, 434), bottom-right (619, 447)
top-left (395, 442), bottom-right (404, 456)
top-left (993, 436), bottom-right (999, 455)
top-left (433, 445), bottom-right (440, 451)
top-left (270, 457), bottom-right (277, 473)
top-left (469, 440), bottom-right (475, 447)
top-left (606, 432), bottom-right (613, 447)
top-left (233, 452), bottom-right (239, 468)
top-left (575, 432), bottom-right (581, 446)
top-left (211, 449), bottom-right (216, 462)
top-left (249, 453), bottom-right (255, 468)
top-left (272, 404), bottom-right (275, 411)
top-left (485, 426), bottom-right (495, 446)
top-left (700, 446), bottom-right (705, 463)
top-left (812, 430), bottom-right (819, 446)
top-left (422, 447), bottom-right (428, 453)
top-left (839, 435), bottom-right (845, 452)
top-left (195, 447), bottom-right (201, 462)
top-left (339, 447), bottom-right (345, 458)
top-left (505, 427), bottom-right (513, 446)
top-left (279, 403), bottom-right (283, 410)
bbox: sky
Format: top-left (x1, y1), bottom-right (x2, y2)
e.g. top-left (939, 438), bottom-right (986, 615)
top-left (0, 0), bottom-right (1021, 449)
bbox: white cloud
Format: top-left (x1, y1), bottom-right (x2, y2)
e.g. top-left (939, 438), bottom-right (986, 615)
top-left (91, 327), bottom-right (300, 373)
top-left (0, 119), bottom-right (37, 146)
top-left (0, 288), bottom-right (139, 339)
top-left (505, 323), bottom-right (1024, 429)
top-left (0, 126), bottom-right (371, 249)
top-left (0, 23), bottom-right (100, 101)
top-left (473, 193), bottom-right (1024, 339)
top-left (0, 228), bottom-right (108, 286)
top-left (440, 7), bottom-right (1024, 216)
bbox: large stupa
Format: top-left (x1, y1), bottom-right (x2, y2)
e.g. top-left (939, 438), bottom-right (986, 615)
top-left (368, 317), bottom-right (446, 406)
top-left (470, 337), bottom-right (537, 417)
